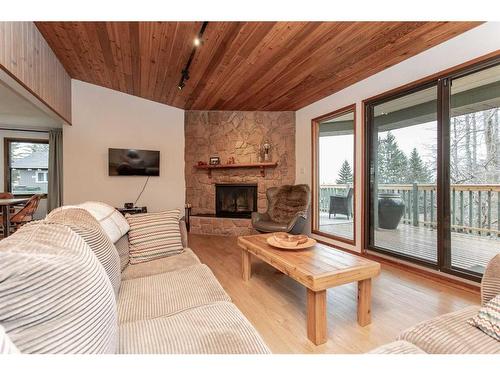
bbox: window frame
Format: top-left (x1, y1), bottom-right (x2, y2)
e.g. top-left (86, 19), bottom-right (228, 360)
top-left (4, 137), bottom-right (49, 197)
top-left (35, 171), bottom-right (48, 183)
top-left (363, 53), bottom-right (500, 283)
top-left (311, 103), bottom-right (357, 246)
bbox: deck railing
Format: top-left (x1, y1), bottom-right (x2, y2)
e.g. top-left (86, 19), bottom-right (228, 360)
top-left (320, 183), bottom-right (500, 238)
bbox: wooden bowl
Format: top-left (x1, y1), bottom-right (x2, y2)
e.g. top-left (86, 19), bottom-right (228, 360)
top-left (267, 235), bottom-right (316, 250)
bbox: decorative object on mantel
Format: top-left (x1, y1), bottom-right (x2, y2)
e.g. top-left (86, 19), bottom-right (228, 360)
top-left (197, 161), bottom-right (208, 166)
top-left (227, 156), bottom-right (235, 164)
top-left (209, 156), bottom-right (220, 165)
top-left (195, 162), bottom-right (278, 178)
top-left (261, 140), bottom-right (272, 162)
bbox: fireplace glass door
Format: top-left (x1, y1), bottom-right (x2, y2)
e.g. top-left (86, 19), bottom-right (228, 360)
top-left (215, 184), bottom-right (257, 218)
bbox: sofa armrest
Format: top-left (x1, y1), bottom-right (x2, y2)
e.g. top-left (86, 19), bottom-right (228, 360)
top-left (179, 217), bottom-right (188, 248)
top-left (481, 253), bottom-right (500, 305)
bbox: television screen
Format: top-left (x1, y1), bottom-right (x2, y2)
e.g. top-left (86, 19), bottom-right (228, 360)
top-left (108, 148), bottom-right (160, 176)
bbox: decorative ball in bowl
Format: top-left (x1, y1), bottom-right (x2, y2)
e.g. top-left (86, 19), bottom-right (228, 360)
top-left (267, 232), bottom-right (316, 250)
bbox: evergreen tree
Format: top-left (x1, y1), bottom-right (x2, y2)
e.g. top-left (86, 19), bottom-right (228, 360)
top-left (377, 132), bottom-right (408, 183)
top-left (336, 160), bottom-right (353, 184)
top-left (407, 148), bottom-right (432, 183)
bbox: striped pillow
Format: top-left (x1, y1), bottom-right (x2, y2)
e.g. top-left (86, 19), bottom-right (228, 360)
top-left (469, 294), bottom-right (500, 341)
top-left (79, 201), bottom-right (130, 243)
top-left (126, 209), bottom-right (184, 264)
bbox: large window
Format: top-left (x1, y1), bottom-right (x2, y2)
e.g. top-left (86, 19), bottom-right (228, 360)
top-left (312, 105), bottom-right (356, 244)
top-left (5, 138), bottom-right (49, 196)
top-left (365, 57), bottom-right (500, 281)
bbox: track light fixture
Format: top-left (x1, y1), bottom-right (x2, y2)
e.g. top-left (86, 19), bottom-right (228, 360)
top-left (177, 22), bottom-right (208, 91)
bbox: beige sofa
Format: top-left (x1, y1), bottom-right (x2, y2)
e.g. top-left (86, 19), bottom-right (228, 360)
top-left (0, 206), bottom-right (270, 354)
top-left (370, 254), bottom-right (500, 354)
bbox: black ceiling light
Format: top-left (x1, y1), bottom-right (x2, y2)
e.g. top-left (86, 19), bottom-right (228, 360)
top-left (177, 22), bottom-right (208, 91)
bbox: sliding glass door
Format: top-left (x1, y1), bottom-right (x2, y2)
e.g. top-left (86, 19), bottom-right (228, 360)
top-left (448, 64), bottom-right (500, 275)
top-left (368, 85), bottom-right (438, 265)
top-left (365, 56), bottom-right (500, 281)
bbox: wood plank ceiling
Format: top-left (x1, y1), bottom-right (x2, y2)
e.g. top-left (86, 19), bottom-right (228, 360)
top-left (35, 22), bottom-right (481, 111)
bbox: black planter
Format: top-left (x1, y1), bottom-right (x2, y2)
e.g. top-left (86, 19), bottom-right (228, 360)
top-left (378, 193), bottom-right (405, 230)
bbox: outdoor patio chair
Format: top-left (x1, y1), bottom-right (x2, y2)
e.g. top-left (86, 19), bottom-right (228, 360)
top-left (329, 188), bottom-right (353, 219)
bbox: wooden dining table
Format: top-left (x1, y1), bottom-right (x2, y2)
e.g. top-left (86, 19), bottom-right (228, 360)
top-left (0, 198), bottom-right (30, 238)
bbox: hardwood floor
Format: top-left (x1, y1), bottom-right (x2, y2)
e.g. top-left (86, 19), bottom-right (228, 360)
top-left (188, 233), bottom-right (480, 354)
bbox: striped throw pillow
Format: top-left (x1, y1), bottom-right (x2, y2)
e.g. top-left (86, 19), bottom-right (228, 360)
top-left (126, 209), bottom-right (184, 264)
top-left (468, 294), bottom-right (500, 342)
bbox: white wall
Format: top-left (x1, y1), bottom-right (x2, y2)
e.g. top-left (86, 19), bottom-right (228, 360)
top-left (65, 80), bottom-right (185, 212)
top-left (296, 22), bottom-right (500, 252)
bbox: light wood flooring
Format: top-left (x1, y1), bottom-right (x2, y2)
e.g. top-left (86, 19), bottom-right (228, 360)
top-left (189, 233), bottom-right (480, 354)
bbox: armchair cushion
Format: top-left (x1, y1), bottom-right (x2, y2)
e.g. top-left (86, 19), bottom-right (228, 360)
top-left (268, 185), bottom-right (311, 224)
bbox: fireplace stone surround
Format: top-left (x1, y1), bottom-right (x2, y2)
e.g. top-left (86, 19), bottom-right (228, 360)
top-left (185, 110), bottom-right (296, 236)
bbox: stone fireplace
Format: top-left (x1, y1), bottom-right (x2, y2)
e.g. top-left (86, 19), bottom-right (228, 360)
top-left (216, 183), bottom-right (257, 218)
top-left (185, 110), bottom-right (296, 235)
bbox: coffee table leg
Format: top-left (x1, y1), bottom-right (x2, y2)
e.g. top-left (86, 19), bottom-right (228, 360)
top-left (241, 250), bottom-right (251, 281)
top-left (357, 278), bottom-right (372, 326)
top-left (306, 289), bottom-right (327, 345)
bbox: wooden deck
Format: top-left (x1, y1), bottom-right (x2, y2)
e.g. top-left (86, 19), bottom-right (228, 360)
top-left (319, 217), bottom-right (499, 273)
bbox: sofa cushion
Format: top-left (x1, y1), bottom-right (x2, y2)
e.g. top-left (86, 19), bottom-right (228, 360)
top-left (119, 302), bottom-right (270, 354)
top-left (0, 222), bottom-right (118, 354)
top-left (398, 305), bottom-right (500, 354)
top-left (0, 325), bottom-right (19, 354)
top-left (46, 207), bottom-right (121, 297)
top-left (121, 248), bottom-right (200, 280)
top-left (368, 340), bottom-right (426, 354)
top-left (468, 294), bottom-right (500, 341)
top-left (115, 234), bottom-right (130, 271)
top-left (118, 264), bottom-right (230, 323)
top-left (126, 209), bottom-right (184, 264)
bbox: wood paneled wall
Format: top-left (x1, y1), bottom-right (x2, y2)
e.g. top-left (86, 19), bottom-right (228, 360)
top-left (0, 22), bottom-right (71, 124)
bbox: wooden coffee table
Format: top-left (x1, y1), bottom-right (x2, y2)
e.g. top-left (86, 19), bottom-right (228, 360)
top-left (237, 233), bottom-right (381, 345)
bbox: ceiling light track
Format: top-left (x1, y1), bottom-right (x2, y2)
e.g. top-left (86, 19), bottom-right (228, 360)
top-left (178, 21), bottom-right (209, 90)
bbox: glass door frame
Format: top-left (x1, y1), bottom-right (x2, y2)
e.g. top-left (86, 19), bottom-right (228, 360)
top-left (363, 53), bottom-right (500, 283)
top-left (311, 103), bottom-right (356, 246)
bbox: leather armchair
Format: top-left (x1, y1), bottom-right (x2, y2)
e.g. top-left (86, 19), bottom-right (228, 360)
top-left (251, 184), bottom-right (311, 235)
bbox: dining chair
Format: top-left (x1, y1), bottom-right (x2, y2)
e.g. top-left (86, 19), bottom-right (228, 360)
top-left (9, 194), bottom-right (43, 232)
top-left (0, 192), bottom-right (16, 214)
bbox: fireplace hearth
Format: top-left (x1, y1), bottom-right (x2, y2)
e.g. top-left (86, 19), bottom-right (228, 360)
top-left (215, 183), bottom-right (257, 218)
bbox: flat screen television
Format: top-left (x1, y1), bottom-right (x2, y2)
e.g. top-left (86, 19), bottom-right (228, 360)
top-left (108, 148), bottom-right (160, 176)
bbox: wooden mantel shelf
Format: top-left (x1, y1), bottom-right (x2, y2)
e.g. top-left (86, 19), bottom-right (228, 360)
top-left (195, 162), bottom-right (278, 178)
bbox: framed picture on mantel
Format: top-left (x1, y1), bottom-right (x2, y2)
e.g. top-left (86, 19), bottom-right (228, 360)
top-left (209, 156), bottom-right (220, 165)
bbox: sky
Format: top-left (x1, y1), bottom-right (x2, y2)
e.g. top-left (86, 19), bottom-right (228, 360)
top-left (319, 122), bottom-right (437, 185)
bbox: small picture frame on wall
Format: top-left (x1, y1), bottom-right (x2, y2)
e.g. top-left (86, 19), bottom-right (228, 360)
top-left (209, 156), bottom-right (220, 165)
